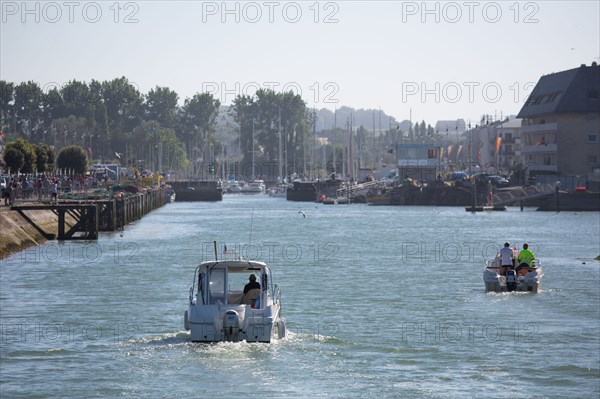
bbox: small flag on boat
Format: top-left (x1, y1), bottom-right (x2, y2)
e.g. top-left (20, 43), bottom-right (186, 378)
top-left (223, 245), bottom-right (227, 254)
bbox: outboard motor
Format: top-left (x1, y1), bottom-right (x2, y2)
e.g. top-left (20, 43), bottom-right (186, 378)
top-left (223, 310), bottom-right (241, 342)
top-left (506, 270), bottom-right (517, 292)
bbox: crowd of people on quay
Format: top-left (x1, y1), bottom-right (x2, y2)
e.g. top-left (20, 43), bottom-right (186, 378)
top-left (1, 173), bottom-right (114, 206)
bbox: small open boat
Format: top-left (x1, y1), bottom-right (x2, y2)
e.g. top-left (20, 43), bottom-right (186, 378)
top-left (483, 255), bottom-right (543, 293)
top-left (184, 259), bottom-right (286, 342)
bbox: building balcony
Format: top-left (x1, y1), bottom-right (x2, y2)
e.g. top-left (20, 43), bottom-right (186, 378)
top-left (528, 164), bottom-right (558, 172)
top-left (521, 122), bottom-right (557, 133)
top-left (522, 143), bottom-right (557, 153)
top-left (397, 159), bottom-right (438, 167)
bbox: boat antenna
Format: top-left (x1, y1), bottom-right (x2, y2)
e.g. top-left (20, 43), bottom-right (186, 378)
top-left (248, 206), bottom-right (254, 249)
top-left (213, 240), bottom-right (218, 261)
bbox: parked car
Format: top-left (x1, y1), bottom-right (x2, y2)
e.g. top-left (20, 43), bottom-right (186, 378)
top-left (450, 171), bottom-right (471, 187)
top-left (472, 173), bottom-right (509, 188)
top-left (487, 175), bottom-right (510, 187)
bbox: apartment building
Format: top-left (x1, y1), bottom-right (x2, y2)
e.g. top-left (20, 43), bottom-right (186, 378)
top-left (517, 63), bottom-right (600, 188)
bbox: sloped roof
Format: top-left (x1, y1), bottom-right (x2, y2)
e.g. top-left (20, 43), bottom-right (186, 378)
top-left (517, 64), bottom-right (600, 118)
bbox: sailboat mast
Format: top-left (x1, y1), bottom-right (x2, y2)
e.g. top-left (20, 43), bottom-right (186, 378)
top-left (278, 108), bottom-right (282, 181)
top-left (252, 117), bottom-right (255, 180)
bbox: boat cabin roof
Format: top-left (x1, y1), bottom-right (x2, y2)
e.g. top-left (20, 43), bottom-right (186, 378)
top-left (199, 260), bottom-right (268, 273)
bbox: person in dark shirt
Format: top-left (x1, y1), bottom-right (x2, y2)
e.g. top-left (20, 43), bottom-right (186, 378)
top-left (243, 274), bottom-right (260, 294)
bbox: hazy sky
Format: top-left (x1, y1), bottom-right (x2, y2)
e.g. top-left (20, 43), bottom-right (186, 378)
top-left (1, 1), bottom-right (599, 125)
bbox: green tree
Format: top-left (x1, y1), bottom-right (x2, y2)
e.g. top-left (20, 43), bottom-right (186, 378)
top-left (60, 80), bottom-right (90, 118)
top-left (33, 143), bottom-right (54, 172)
top-left (45, 144), bottom-right (55, 172)
top-left (33, 144), bottom-right (48, 173)
top-left (4, 147), bottom-right (24, 172)
top-left (53, 116), bottom-right (87, 148)
top-left (56, 145), bottom-right (88, 175)
top-left (102, 77), bottom-right (143, 132)
top-left (13, 81), bottom-right (44, 141)
top-left (0, 80), bottom-right (15, 135)
top-left (419, 121), bottom-right (427, 142)
top-left (131, 121), bottom-right (188, 173)
top-left (179, 93), bottom-right (220, 176)
top-left (5, 138), bottom-right (36, 173)
top-left (279, 91), bottom-right (310, 175)
top-left (101, 77), bottom-right (143, 155)
top-left (144, 86), bottom-right (179, 128)
top-left (427, 124), bottom-right (435, 141)
top-left (229, 94), bottom-right (255, 171)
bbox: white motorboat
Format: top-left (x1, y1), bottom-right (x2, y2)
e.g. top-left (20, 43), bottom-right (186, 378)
top-left (240, 180), bottom-right (266, 194)
top-left (268, 183), bottom-right (289, 198)
top-left (184, 259), bottom-right (286, 342)
top-left (226, 182), bottom-right (242, 193)
top-left (483, 255), bottom-right (544, 293)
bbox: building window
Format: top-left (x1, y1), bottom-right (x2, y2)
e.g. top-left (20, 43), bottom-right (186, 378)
top-left (588, 155), bottom-right (598, 164)
top-left (588, 134), bottom-right (598, 144)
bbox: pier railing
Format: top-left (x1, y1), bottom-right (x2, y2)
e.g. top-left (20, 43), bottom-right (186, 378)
top-left (9, 186), bottom-right (167, 241)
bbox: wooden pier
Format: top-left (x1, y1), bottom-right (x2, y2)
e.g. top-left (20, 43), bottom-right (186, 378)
top-left (11, 187), bottom-right (166, 241)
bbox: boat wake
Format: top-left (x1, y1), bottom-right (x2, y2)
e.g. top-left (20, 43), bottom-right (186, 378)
top-left (118, 331), bottom-right (190, 348)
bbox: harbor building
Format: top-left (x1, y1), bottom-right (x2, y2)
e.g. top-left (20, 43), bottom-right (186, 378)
top-left (517, 62), bottom-right (600, 190)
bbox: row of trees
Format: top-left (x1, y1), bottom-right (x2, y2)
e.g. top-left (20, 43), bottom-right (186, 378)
top-left (3, 138), bottom-right (55, 174)
top-left (0, 78), bottom-right (315, 178)
top-left (1, 77), bottom-right (448, 179)
top-left (3, 137), bottom-right (89, 175)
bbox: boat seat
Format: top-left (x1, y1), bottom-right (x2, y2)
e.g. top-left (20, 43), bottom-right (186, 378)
top-left (244, 289), bottom-right (260, 306)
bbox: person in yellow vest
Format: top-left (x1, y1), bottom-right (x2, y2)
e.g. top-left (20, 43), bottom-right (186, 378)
top-left (516, 243), bottom-right (535, 275)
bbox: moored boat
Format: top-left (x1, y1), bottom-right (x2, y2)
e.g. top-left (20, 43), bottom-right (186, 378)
top-left (268, 182), bottom-right (289, 197)
top-left (184, 259), bottom-right (286, 342)
top-left (286, 181), bottom-right (316, 201)
top-left (241, 180), bottom-right (266, 194)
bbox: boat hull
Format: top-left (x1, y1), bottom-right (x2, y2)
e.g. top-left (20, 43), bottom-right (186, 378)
top-left (187, 304), bottom-right (285, 343)
top-left (287, 182), bottom-right (316, 202)
top-left (483, 267), bottom-right (543, 293)
top-left (169, 181), bottom-right (223, 201)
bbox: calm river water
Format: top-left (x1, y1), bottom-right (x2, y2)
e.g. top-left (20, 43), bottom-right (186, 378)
top-left (1, 196), bottom-right (599, 398)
